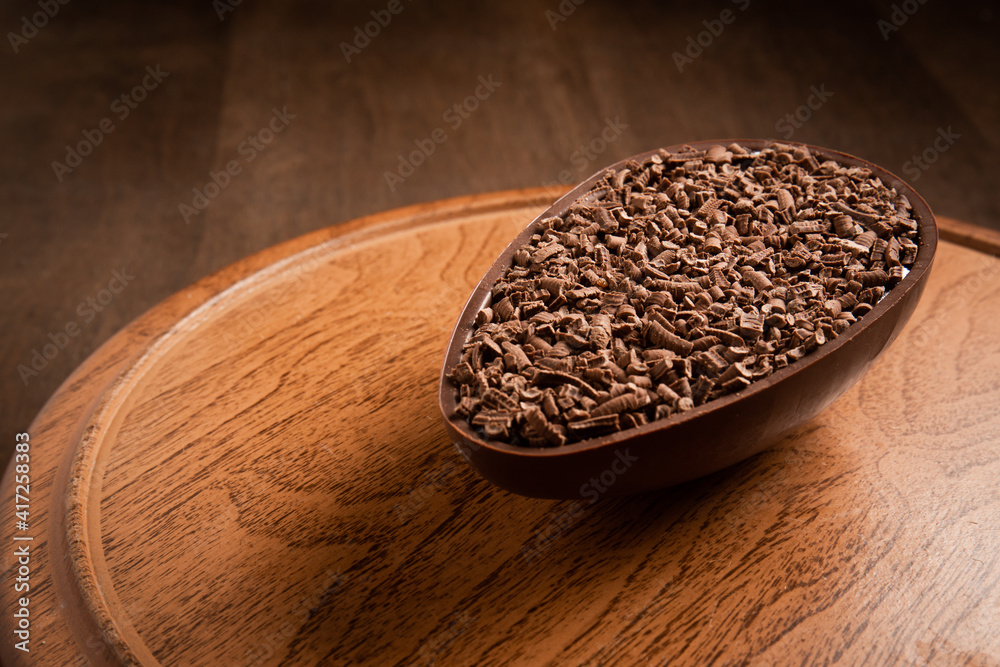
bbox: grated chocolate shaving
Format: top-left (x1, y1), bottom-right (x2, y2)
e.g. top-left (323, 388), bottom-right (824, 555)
top-left (449, 142), bottom-right (920, 447)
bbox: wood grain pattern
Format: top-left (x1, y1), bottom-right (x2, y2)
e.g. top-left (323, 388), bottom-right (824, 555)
top-left (2, 188), bottom-right (998, 666)
top-left (3, 0), bottom-right (999, 474)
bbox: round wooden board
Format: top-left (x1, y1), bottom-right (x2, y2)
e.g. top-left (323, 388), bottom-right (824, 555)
top-left (3, 189), bottom-right (1000, 666)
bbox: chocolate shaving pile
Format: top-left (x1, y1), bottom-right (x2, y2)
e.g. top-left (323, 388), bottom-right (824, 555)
top-left (449, 142), bottom-right (920, 447)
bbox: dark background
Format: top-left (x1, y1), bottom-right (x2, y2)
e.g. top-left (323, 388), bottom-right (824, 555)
top-left (1, 0), bottom-right (997, 469)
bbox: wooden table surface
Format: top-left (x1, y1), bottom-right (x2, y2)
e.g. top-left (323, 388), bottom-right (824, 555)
top-left (2, 0), bottom-right (999, 472)
top-left (2, 188), bottom-right (998, 666)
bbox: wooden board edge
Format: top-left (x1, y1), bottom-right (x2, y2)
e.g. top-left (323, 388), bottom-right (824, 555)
top-left (0, 187), bottom-right (560, 667)
top-left (937, 216), bottom-right (1000, 257)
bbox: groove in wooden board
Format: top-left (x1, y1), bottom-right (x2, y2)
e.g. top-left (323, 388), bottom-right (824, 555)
top-left (1, 188), bottom-right (998, 666)
top-left (0, 189), bottom-right (554, 667)
top-left (937, 216), bottom-right (1000, 257)
top-left (65, 197), bottom-right (557, 666)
